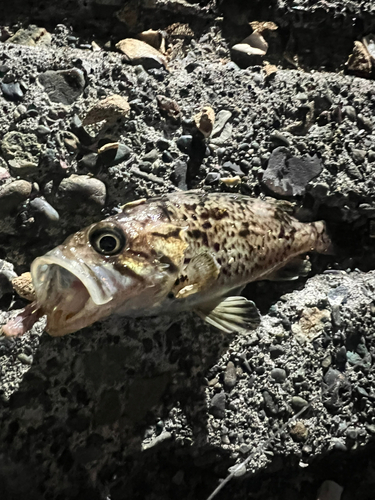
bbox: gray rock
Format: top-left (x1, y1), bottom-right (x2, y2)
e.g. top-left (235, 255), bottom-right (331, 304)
top-left (1, 82), bottom-right (24, 101)
top-left (29, 197), bottom-right (59, 222)
top-left (262, 147), bottom-right (323, 197)
top-left (0, 259), bottom-right (17, 299)
top-left (54, 175), bottom-right (106, 210)
top-left (38, 68), bottom-right (85, 105)
top-left (212, 110), bottom-right (232, 137)
top-left (270, 368), bottom-right (287, 383)
top-left (143, 149), bottom-right (159, 163)
top-left (1, 131), bottom-right (41, 176)
top-left (0, 179), bottom-right (32, 214)
top-left (209, 392), bottom-right (226, 419)
top-left (224, 361), bottom-right (237, 388)
top-left (170, 160), bottom-right (188, 190)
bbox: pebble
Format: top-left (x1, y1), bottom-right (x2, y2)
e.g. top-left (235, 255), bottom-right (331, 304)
top-left (156, 138), bottom-right (172, 151)
top-left (29, 197), bottom-right (59, 222)
top-left (205, 172), bottom-right (220, 184)
top-left (176, 135), bottom-right (193, 153)
top-left (0, 260), bottom-right (17, 299)
top-left (270, 368), bottom-right (287, 383)
top-left (1, 82), bottom-right (24, 101)
top-left (36, 125), bottom-right (51, 137)
top-left (291, 396), bottom-right (308, 410)
top-left (316, 480), bottom-right (343, 500)
top-left (162, 151), bottom-right (173, 163)
top-left (38, 68), bottom-right (85, 105)
top-left (346, 41), bottom-right (372, 77)
top-left (335, 346), bottom-right (347, 365)
top-left (270, 131), bottom-right (290, 147)
top-left (352, 149), bottom-right (366, 164)
top-left (289, 421), bottom-right (308, 442)
top-left (157, 95), bottom-right (181, 122)
top-left (262, 147), bottom-right (323, 197)
top-left (79, 153), bottom-right (98, 171)
top-left (17, 353), bottom-right (34, 365)
top-left (222, 161), bottom-right (245, 177)
top-left (211, 110), bottom-right (232, 138)
top-left (143, 149), bottom-right (159, 163)
top-left (269, 345), bottom-right (285, 358)
top-left (170, 161), bottom-right (188, 190)
top-left (343, 105), bottom-right (356, 121)
top-left (0, 180), bottom-right (32, 214)
top-left (262, 390), bottom-right (279, 416)
top-left (357, 113), bottom-right (372, 130)
top-left (224, 361), bottom-right (237, 389)
top-left (209, 392), bottom-right (226, 419)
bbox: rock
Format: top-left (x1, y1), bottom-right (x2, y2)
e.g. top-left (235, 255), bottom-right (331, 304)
top-left (0, 180), bottom-right (32, 214)
top-left (83, 95), bottom-right (130, 125)
top-left (170, 160), bottom-right (188, 190)
top-left (204, 172), bottom-right (220, 184)
top-left (209, 392), bottom-right (226, 419)
top-left (346, 41), bottom-right (372, 78)
top-left (1, 82), bottom-right (24, 101)
top-left (291, 307), bottom-right (331, 343)
top-left (210, 122), bottom-right (232, 146)
top-left (270, 131), bottom-right (290, 147)
top-left (36, 125), bottom-right (51, 137)
top-left (156, 138), bottom-right (172, 151)
top-left (316, 480), bottom-right (343, 500)
top-left (0, 165), bottom-right (10, 183)
top-left (1, 131), bottom-right (41, 177)
top-left (211, 110), bottom-right (232, 137)
top-left (224, 361), bottom-right (237, 389)
top-left (116, 38), bottom-right (168, 70)
top-left (11, 272), bottom-right (35, 302)
top-left (157, 95), bottom-right (181, 122)
top-left (290, 421), bottom-right (308, 442)
top-left (194, 105), bottom-right (215, 138)
top-left (263, 61), bottom-right (277, 79)
top-left (38, 68), bottom-right (85, 105)
top-left (53, 175), bottom-right (106, 210)
top-left (97, 142), bottom-right (132, 166)
top-left (222, 161), bottom-right (245, 177)
top-left (362, 34), bottom-right (375, 63)
top-left (176, 135), bottom-right (192, 153)
top-left (5, 25), bottom-right (51, 46)
top-left (291, 396), bottom-right (308, 410)
top-left (262, 147), bottom-right (323, 197)
top-left (343, 105), bottom-right (356, 121)
top-left (29, 197), bottom-right (60, 222)
top-left (0, 260), bottom-right (17, 299)
top-left (270, 368), bottom-right (287, 383)
top-left (220, 175), bottom-right (241, 186)
top-left (138, 29), bottom-right (165, 51)
top-left (143, 149), bottom-right (159, 163)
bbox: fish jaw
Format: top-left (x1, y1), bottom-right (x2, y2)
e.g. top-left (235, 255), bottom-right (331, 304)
top-left (30, 248), bottom-right (127, 336)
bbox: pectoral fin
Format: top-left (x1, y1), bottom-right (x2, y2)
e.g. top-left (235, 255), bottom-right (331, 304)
top-left (175, 252), bottom-right (220, 299)
top-left (195, 296), bottom-right (261, 334)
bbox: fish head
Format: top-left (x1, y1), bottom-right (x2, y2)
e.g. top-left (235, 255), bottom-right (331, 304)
top-left (31, 211), bottom-right (188, 336)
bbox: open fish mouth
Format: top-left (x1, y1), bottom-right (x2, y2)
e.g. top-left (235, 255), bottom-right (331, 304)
top-left (30, 248), bottom-right (116, 335)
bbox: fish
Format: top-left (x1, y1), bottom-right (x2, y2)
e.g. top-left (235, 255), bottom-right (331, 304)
top-left (2, 191), bottom-right (332, 337)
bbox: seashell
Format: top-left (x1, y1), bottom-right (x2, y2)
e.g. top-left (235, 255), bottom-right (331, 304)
top-left (83, 95), bottom-right (130, 125)
top-left (116, 38), bottom-right (168, 70)
top-left (220, 175), bottom-right (241, 186)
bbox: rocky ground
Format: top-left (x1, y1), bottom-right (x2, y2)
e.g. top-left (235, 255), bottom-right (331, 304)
top-left (1, 0), bottom-right (375, 499)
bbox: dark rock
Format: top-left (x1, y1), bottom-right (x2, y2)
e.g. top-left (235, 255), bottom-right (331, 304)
top-left (0, 180), bottom-right (32, 214)
top-left (98, 143), bottom-right (131, 167)
top-left (156, 138), bottom-right (172, 151)
top-left (222, 161), bottom-right (245, 177)
top-left (209, 392), bottom-right (226, 419)
top-left (53, 175), bottom-right (106, 210)
top-left (270, 368), bottom-right (287, 383)
top-left (143, 149), bottom-right (159, 163)
top-left (224, 361), bottom-right (237, 389)
top-left (38, 68), bottom-right (85, 105)
top-left (29, 197), bottom-right (59, 222)
top-left (270, 131), bottom-right (290, 147)
top-left (262, 147), bottom-right (323, 197)
top-left (262, 390), bottom-right (279, 415)
top-left (205, 172), bottom-right (220, 184)
top-left (170, 161), bottom-right (188, 190)
top-left (176, 135), bottom-right (193, 153)
top-left (162, 151), bottom-right (173, 163)
top-left (79, 153), bottom-right (98, 171)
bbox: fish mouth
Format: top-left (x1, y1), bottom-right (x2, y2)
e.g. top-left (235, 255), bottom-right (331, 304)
top-left (30, 248), bottom-right (116, 335)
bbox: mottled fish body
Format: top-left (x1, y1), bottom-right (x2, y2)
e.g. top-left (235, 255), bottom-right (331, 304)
top-left (3, 192), bottom-right (331, 337)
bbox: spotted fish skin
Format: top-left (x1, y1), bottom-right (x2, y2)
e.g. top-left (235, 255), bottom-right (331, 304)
top-left (27, 191), bottom-right (331, 337)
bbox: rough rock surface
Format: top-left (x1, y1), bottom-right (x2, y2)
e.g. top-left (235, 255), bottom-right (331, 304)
top-left (2, 1), bottom-right (375, 499)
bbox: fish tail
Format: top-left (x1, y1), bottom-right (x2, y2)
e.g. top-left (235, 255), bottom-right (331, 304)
top-left (311, 220), bottom-right (334, 255)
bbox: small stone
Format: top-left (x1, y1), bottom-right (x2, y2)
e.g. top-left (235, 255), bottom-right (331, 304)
top-left (352, 149), bottom-right (366, 164)
top-left (162, 151), bottom-right (173, 163)
top-left (143, 149), bottom-right (159, 163)
top-left (12, 272), bottom-right (35, 301)
top-left (270, 131), bottom-right (290, 147)
top-left (291, 396), bottom-right (308, 410)
top-left (212, 110), bottom-right (232, 137)
top-left (138, 29), bottom-right (165, 51)
top-left (36, 125), bottom-right (51, 137)
top-left (38, 68), bottom-right (85, 105)
top-left (263, 147), bottom-right (324, 197)
top-left (210, 122), bottom-right (233, 146)
top-left (321, 355), bottom-right (332, 369)
top-left (335, 346), bottom-right (347, 364)
top-left (263, 61), bottom-right (277, 79)
top-left (232, 31), bottom-right (268, 65)
top-left (205, 172), bottom-right (220, 184)
top-left (1, 82), bottom-right (24, 101)
top-left (79, 153), bottom-right (98, 171)
top-left (222, 161), bottom-right (245, 177)
top-left (269, 345), bottom-right (285, 358)
top-left (157, 95), bottom-right (181, 122)
top-left (29, 197), bottom-right (59, 222)
top-left (262, 390), bottom-right (279, 415)
top-left (221, 176), bottom-right (241, 186)
top-left (224, 361), bottom-right (237, 389)
top-left (97, 143), bottom-right (131, 166)
top-left (1, 131), bottom-right (41, 177)
top-left (209, 392), bottom-right (226, 419)
top-left (346, 41), bottom-right (372, 77)
top-left (194, 105), bottom-right (215, 138)
top-left (116, 38), bottom-right (168, 69)
top-left (290, 421), bottom-right (308, 442)
top-left (156, 138), bottom-right (172, 151)
top-left (316, 480), bottom-right (343, 500)
top-left (238, 444), bottom-right (251, 454)
top-left (0, 260), bottom-right (17, 299)
top-left (5, 25), bottom-right (51, 46)
top-left (0, 180), bottom-right (32, 214)
top-left (343, 106), bottom-right (356, 121)
top-left (83, 95), bottom-right (130, 125)
top-left (357, 113), bottom-right (373, 130)
top-left (270, 368), bottom-right (287, 383)
top-left (17, 353), bottom-right (34, 365)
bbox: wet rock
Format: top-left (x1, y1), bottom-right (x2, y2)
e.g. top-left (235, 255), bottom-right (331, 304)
top-left (52, 175), bottom-right (106, 210)
top-left (1, 131), bottom-right (41, 177)
top-left (262, 147), bottom-right (323, 197)
top-left (224, 361), bottom-right (237, 389)
top-left (1, 82), bottom-right (24, 101)
top-left (346, 41), bottom-right (372, 78)
top-left (5, 25), bottom-right (51, 46)
top-left (11, 272), bottom-right (35, 302)
top-left (38, 68), bottom-right (85, 105)
top-left (157, 95), bottom-right (181, 122)
top-left (116, 38), bottom-right (168, 70)
top-left (176, 135), bottom-right (192, 153)
top-left (0, 180), bottom-right (32, 214)
top-left (83, 94), bottom-right (130, 125)
top-left (194, 105), bottom-right (215, 138)
top-left (209, 392), bottom-right (226, 419)
top-left (29, 197), bottom-right (59, 222)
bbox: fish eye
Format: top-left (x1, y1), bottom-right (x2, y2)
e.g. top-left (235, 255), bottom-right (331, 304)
top-left (89, 225), bottom-right (126, 256)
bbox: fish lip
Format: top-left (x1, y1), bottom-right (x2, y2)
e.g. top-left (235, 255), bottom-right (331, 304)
top-left (30, 249), bottom-right (114, 307)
